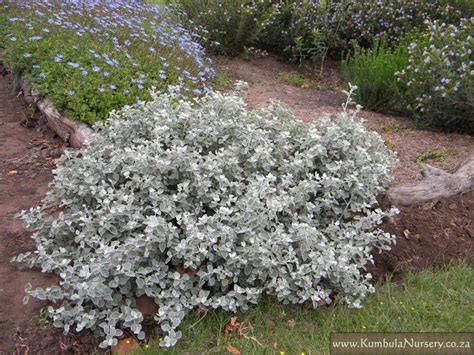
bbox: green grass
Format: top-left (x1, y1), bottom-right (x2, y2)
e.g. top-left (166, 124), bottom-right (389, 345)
top-left (280, 72), bottom-right (316, 89)
top-left (137, 264), bottom-right (473, 354)
top-left (416, 148), bottom-right (459, 168)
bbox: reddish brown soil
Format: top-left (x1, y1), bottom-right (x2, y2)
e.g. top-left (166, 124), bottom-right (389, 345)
top-left (0, 57), bottom-right (472, 352)
top-left (372, 192), bottom-right (474, 281)
top-left (0, 72), bottom-right (95, 353)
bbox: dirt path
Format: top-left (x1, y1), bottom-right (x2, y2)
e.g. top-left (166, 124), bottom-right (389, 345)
top-left (0, 72), bottom-right (66, 353)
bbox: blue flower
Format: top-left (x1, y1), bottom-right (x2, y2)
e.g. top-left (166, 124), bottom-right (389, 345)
top-left (68, 90), bottom-right (76, 96)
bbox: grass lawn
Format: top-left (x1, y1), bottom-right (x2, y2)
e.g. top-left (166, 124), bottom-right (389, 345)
top-left (137, 264), bottom-right (473, 354)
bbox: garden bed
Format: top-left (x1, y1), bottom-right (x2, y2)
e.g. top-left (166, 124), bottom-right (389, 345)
top-left (1, 63), bottom-right (473, 352)
top-left (1, 0), bottom-right (473, 352)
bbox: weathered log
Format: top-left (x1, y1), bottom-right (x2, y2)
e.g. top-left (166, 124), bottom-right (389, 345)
top-left (18, 78), bottom-right (93, 148)
top-left (387, 155), bottom-right (474, 206)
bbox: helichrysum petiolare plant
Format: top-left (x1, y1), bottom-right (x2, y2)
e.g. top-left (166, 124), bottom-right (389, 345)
top-left (15, 84), bottom-right (397, 348)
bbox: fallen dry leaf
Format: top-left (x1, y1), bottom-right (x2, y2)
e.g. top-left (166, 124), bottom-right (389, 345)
top-left (195, 303), bottom-right (209, 316)
top-left (287, 319), bottom-right (295, 328)
top-left (224, 317), bottom-right (243, 338)
top-left (46, 157), bottom-right (57, 167)
top-left (226, 344), bottom-right (241, 354)
top-left (7, 170), bottom-right (18, 176)
top-left (111, 338), bottom-right (139, 355)
top-left (403, 229), bottom-right (411, 240)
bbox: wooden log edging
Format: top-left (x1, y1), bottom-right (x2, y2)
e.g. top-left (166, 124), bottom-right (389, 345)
top-left (18, 76), bottom-right (93, 148)
top-left (386, 155), bottom-right (474, 206)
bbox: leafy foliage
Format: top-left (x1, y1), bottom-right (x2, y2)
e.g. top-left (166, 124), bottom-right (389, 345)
top-left (171, 0), bottom-right (460, 62)
top-left (329, 0), bottom-right (460, 53)
top-left (396, 19), bottom-right (474, 132)
top-left (342, 40), bottom-right (409, 112)
top-left (15, 85), bottom-right (396, 348)
top-left (446, 0), bottom-right (474, 17)
top-left (0, 0), bottom-right (215, 124)
top-left (169, 0), bottom-right (270, 56)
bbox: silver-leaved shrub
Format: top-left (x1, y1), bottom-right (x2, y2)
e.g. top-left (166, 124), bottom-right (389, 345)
top-left (14, 85), bottom-right (396, 348)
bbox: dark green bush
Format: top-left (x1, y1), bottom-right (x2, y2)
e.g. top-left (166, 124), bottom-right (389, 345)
top-left (169, 0), bottom-right (272, 56)
top-left (329, 0), bottom-right (461, 54)
top-left (445, 0), bottom-right (474, 17)
top-left (341, 40), bottom-right (409, 112)
top-left (172, 0), bottom-right (461, 63)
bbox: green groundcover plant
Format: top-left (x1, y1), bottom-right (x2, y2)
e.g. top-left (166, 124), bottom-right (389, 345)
top-left (1, 0), bottom-right (215, 124)
top-left (396, 18), bottom-right (474, 132)
top-left (15, 84), bottom-right (396, 348)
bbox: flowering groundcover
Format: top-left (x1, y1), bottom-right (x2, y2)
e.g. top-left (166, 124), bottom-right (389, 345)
top-left (0, 0), bottom-right (215, 124)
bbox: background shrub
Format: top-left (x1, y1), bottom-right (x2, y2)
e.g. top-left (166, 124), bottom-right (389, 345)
top-left (170, 0), bottom-right (460, 65)
top-left (330, 0), bottom-right (460, 54)
top-left (445, 0), bottom-right (474, 17)
top-left (256, 0), bottom-right (329, 62)
top-left (169, 0), bottom-right (271, 56)
top-left (396, 19), bottom-right (474, 132)
top-left (16, 87), bottom-right (396, 348)
top-left (341, 40), bottom-right (409, 112)
top-left (0, 0), bottom-right (215, 124)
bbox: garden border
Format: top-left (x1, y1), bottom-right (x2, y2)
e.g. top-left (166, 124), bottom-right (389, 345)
top-left (6, 68), bottom-right (93, 148)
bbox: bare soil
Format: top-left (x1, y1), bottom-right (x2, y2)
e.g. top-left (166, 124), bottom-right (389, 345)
top-left (0, 72), bottom-right (97, 353)
top-left (0, 57), bottom-right (472, 351)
